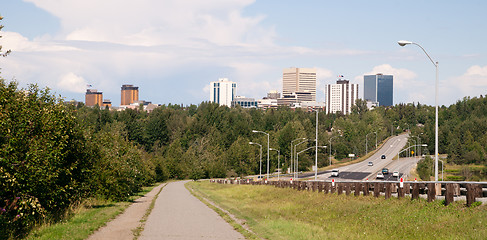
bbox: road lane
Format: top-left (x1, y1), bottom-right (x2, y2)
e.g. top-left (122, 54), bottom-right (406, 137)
top-left (317, 133), bottom-right (409, 180)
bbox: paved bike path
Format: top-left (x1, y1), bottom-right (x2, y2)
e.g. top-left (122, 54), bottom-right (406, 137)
top-left (140, 181), bottom-right (245, 240)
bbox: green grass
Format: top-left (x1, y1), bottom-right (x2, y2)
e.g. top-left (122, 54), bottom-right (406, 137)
top-left (188, 181), bottom-right (487, 240)
top-left (25, 183), bottom-right (163, 240)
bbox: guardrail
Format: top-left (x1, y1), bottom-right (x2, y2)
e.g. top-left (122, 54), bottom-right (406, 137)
top-left (210, 179), bottom-right (486, 207)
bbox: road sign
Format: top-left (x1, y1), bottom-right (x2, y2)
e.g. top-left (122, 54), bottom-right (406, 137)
top-left (411, 151), bottom-right (414, 155)
top-left (348, 154), bottom-right (355, 157)
top-left (400, 178), bottom-right (404, 188)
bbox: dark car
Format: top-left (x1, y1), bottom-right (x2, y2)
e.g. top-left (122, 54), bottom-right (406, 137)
top-left (382, 168), bottom-right (389, 174)
top-left (381, 155), bottom-right (386, 159)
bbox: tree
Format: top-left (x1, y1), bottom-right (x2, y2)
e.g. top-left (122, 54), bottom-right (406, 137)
top-left (0, 15), bottom-right (11, 57)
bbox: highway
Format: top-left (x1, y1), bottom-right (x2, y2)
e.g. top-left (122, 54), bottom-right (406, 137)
top-left (315, 133), bottom-right (410, 181)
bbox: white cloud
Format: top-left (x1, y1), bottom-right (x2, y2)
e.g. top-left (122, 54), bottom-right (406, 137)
top-left (57, 72), bottom-right (88, 93)
top-left (357, 64), bottom-right (417, 89)
top-left (25, 0), bottom-right (270, 48)
top-left (316, 67), bottom-right (334, 81)
top-left (445, 65), bottom-right (487, 101)
top-left (0, 31), bottom-right (77, 52)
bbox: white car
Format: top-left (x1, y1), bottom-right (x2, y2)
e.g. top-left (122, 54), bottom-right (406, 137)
top-left (376, 172), bottom-right (384, 179)
top-left (368, 161), bottom-right (373, 166)
top-left (393, 171), bottom-right (400, 177)
top-left (331, 169), bottom-right (339, 177)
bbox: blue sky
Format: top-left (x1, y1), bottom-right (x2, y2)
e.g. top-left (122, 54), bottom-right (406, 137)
top-left (1, 0), bottom-right (486, 106)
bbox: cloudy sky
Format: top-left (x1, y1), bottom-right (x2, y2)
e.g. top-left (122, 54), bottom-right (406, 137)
top-left (1, 0), bottom-right (486, 106)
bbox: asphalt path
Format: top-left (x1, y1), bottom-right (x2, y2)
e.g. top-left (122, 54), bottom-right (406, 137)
top-left (140, 181), bottom-right (245, 240)
top-left (316, 133), bottom-right (410, 181)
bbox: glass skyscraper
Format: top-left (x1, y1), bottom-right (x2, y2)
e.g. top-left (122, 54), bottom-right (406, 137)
top-left (363, 74), bottom-right (393, 107)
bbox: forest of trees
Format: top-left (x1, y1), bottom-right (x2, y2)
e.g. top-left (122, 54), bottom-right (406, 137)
top-left (2, 76), bottom-right (487, 237)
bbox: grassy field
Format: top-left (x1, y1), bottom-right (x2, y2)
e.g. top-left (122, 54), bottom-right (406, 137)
top-left (187, 181), bottom-right (487, 240)
top-left (24, 183), bottom-right (161, 240)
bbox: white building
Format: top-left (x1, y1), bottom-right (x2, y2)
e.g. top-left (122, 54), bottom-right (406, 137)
top-left (325, 79), bottom-right (359, 114)
top-left (282, 67), bottom-right (317, 102)
top-left (209, 78), bottom-right (236, 107)
top-left (258, 98), bottom-right (278, 109)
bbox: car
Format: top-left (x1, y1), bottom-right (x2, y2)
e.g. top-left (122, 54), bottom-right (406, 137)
top-left (376, 172), bottom-right (384, 179)
top-left (368, 161), bottom-right (373, 166)
top-left (393, 171), bottom-right (399, 177)
top-left (331, 169), bottom-right (339, 177)
top-left (382, 168), bottom-right (389, 174)
top-left (381, 154), bottom-right (386, 159)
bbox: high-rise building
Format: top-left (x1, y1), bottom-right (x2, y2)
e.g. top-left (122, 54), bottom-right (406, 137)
top-left (325, 79), bottom-right (359, 114)
top-left (364, 74), bottom-right (393, 107)
top-left (282, 67), bottom-right (317, 102)
top-left (85, 89), bottom-right (103, 107)
top-left (121, 84), bottom-right (139, 106)
top-left (209, 78), bottom-right (236, 107)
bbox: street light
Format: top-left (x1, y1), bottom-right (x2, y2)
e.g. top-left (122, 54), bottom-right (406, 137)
top-left (329, 135), bottom-right (342, 166)
top-left (398, 40), bottom-right (439, 182)
top-left (438, 159), bottom-right (444, 181)
top-left (296, 146), bottom-right (327, 179)
top-left (291, 138), bottom-right (306, 175)
top-left (366, 131), bottom-right (377, 155)
top-left (253, 130), bottom-right (270, 180)
top-left (249, 142), bottom-right (262, 179)
top-left (397, 144), bottom-right (428, 160)
top-left (294, 139), bottom-right (310, 179)
top-left (410, 139), bottom-right (416, 158)
top-left (269, 148), bottom-right (280, 181)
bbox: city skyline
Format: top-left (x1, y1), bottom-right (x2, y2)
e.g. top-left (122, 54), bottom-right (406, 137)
top-left (1, 1), bottom-right (487, 107)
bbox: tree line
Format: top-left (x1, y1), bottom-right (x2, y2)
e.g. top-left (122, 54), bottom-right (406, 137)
top-left (2, 82), bottom-right (487, 238)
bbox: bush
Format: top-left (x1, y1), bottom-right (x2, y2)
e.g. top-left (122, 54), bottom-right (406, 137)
top-left (0, 81), bottom-right (92, 238)
top-left (416, 156), bottom-right (434, 180)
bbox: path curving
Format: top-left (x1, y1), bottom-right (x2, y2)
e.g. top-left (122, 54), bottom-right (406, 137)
top-left (140, 180), bottom-right (245, 240)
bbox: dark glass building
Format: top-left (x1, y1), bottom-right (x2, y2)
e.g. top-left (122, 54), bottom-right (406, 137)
top-left (364, 74), bottom-right (393, 106)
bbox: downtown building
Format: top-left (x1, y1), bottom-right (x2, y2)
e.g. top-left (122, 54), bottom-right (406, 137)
top-left (278, 67), bottom-right (317, 106)
top-left (85, 89), bottom-right (103, 107)
top-left (209, 78), bottom-right (236, 107)
top-left (363, 74), bottom-right (393, 107)
top-left (325, 79), bottom-right (359, 114)
top-left (121, 84), bottom-right (139, 106)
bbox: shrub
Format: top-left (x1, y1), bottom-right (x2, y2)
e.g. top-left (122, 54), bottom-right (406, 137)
top-left (0, 81), bottom-right (93, 237)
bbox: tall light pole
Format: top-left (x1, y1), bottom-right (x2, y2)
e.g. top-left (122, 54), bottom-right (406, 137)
top-left (296, 146), bottom-right (326, 179)
top-left (315, 109), bottom-right (319, 180)
top-left (397, 144), bottom-right (428, 161)
top-left (270, 148), bottom-right (280, 180)
top-left (294, 139), bottom-right (309, 179)
top-left (329, 135), bottom-right (342, 166)
top-left (438, 159), bottom-right (444, 181)
top-left (291, 138), bottom-right (306, 176)
top-left (398, 40), bottom-right (439, 181)
top-left (249, 142), bottom-right (262, 179)
top-left (253, 130), bottom-right (270, 179)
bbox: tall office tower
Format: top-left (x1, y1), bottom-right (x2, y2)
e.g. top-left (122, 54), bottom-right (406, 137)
top-left (121, 84), bottom-right (139, 106)
top-left (209, 78), bottom-right (236, 107)
top-left (85, 89), bottom-right (103, 107)
top-left (282, 67), bottom-right (317, 102)
top-left (325, 79), bottom-right (359, 114)
top-left (363, 74), bottom-right (393, 106)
